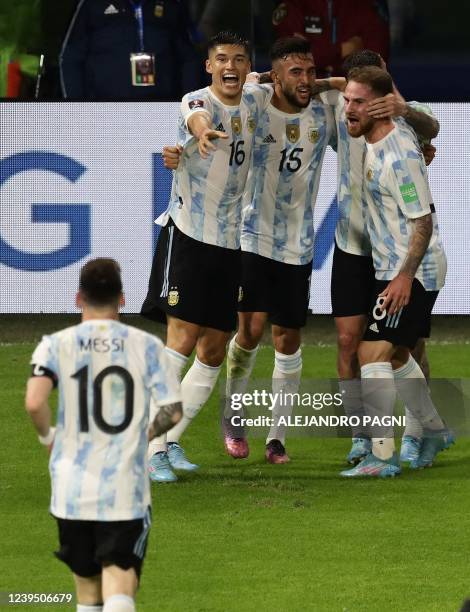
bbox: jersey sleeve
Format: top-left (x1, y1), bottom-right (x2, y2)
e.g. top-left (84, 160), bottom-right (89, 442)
top-left (319, 89), bottom-right (341, 107)
top-left (181, 89), bottom-right (213, 129)
top-left (243, 83), bottom-right (273, 110)
top-left (385, 155), bottom-right (433, 220)
top-left (144, 339), bottom-right (182, 407)
top-left (30, 335), bottom-right (59, 385)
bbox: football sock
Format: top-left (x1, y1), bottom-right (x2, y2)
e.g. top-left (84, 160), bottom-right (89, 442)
top-left (164, 347), bottom-right (189, 381)
top-left (394, 356), bottom-right (445, 431)
top-left (339, 378), bottom-right (367, 439)
top-left (77, 606), bottom-right (103, 612)
top-left (267, 349), bottom-right (302, 445)
top-left (361, 362), bottom-right (396, 460)
top-left (102, 594), bottom-right (135, 612)
top-left (147, 349), bottom-right (189, 459)
top-left (167, 357), bottom-right (221, 443)
top-left (224, 336), bottom-right (259, 418)
top-left (402, 408), bottom-right (423, 439)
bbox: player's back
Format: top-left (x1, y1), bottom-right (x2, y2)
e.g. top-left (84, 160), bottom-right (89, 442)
top-left (32, 320), bottom-right (170, 521)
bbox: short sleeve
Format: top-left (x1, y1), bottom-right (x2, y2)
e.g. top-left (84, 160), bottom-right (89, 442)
top-left (386, 156), bottom-right (432, 219)
top-left (319, 89), bottom-right (341, 107)
top-left (31, 335), bottom-right (58, 375)
top-left (181, 90), bottom-right (212, 128)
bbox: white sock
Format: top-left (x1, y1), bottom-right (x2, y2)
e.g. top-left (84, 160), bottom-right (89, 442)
top-left (394, 356), bottom-right (445, 432)
top-left (361, 362), bottom-right (396, 460)
top-left (147, 349), bottom-right (189, 458)
top-left (77, 606), bottom-right (103, 612)
top-left (102, 595), bottom-right (135, 612)
top-left (267, 349), bottom-right (302, 445)
top-left (164, 347), bottom-right (189, 381)
top-left (339, 378), bottom-right (367, 439)
top-left (166, 357), bottom-right (221, 443)
top-left (224, 336), bottom-right (259, 418)
top-left (403, 408), bottom-right (423, 439)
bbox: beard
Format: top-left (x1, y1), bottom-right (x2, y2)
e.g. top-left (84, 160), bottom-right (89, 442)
top-left (282, 86), bottom-right (311, 109)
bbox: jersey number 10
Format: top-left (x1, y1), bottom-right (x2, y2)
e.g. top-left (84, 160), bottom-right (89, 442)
top-left (72, 365), bottom-right (134, 434)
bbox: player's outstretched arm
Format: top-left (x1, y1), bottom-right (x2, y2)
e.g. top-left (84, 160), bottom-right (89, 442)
top-left (162, 145), bottom-right (182, 170)
top-left (148, 402), bottom-right (183, 440)
top-left (187, 113), bottom-right (228, 158)
top-left (379, 214), bottom-right (433, 315)
top-left (25, 376), bottom-right (55, 451)
top-left (312, 77), bottom-right (346, 94)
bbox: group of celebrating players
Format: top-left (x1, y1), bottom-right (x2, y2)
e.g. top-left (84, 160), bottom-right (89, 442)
top-left (24, 31), bottom-right (454, 612)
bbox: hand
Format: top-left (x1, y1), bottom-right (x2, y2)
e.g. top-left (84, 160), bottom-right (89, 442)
top-left (162, 145), bottom-right (182, 170)
top-left (246, 71), bottom-right (260, 84)
top-left (341, 35), bottom-right (363, 59)
top-left (198, 127), bottom-right (228, 158)
top-left (422, 143), bottom-right (436, 166)
top-left (367, 93), bottom-right (407, 119)
top-left (379, 273), bottom-right (413, 315)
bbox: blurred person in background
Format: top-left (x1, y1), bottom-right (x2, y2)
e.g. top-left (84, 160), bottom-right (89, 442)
top-left (272, 0), bottom-right (389, 77)
top-left (0, 0), bottom-right (42, 98)
top-left (60, 0), bottom-right (202, 100)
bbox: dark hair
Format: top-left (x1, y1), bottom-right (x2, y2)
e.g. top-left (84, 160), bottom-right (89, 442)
top-left (342, 50), bottom-right (382, 76)
top-left (270, 36), bottom-right (312, 62)
top-left (207, 31), bottom-right (250, 56)
top-left (79, 258), bottom-right (123, 306)
top-left (347, 66), bottom-right (393, 97)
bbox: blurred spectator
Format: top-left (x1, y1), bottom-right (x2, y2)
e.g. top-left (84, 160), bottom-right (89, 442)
top-left (272, 0), bottom-right (390, 77)
top-left (60, 0), bottom-right (202, 100)
top-left (0, 0), bottom-right (41, 98)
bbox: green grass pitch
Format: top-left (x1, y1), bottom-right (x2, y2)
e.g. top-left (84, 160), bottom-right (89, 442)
top-left (1, 317), bottom-right (470, 611)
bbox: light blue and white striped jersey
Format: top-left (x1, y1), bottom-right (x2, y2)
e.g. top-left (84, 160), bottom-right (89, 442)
top-left (241, 92), bottom-right (335, 265)
top-left (160, 85), bottom-right (269, 250)
top-left (363, 123), bottom-right (447, 290)
top-left (31, 320), bottom-right (181, 521)
top-left (321, 89), bottom-right (370, 256)
top-left (321, 90), bottom-right (436, 257)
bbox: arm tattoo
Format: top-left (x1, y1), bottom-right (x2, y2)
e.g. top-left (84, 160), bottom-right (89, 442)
top-left (312, 78), bottom-right (332, 94)
top-left (400, 214), bottom-right (433, 278)
top-left (404, 106), bottom-right (440, 140)
top-left (149, 402), bottom-right (183, 438)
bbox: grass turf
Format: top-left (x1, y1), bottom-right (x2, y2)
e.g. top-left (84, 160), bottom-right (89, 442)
top-left (1, 338), bottom-right (470, 611)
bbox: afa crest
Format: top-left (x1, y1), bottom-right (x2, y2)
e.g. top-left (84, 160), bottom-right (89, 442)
top-left (238, 286), bottom-right (244, 303)
top-left (286, 124), bottom-right (300, 143)
top-left (231, 117), bottom-right (242, 135)
top-left (308, 127), bottom-right (319, 143)
top-left (366, 168), bottom-right (373, 181)
top-left (168, 288), bottom-right (179, 306)
top-left (247, 117), bottom-right (256, 133)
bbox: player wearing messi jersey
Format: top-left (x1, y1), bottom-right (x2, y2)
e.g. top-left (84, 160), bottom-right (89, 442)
top-left (224, 37), bottom-right (335, 463)
top-left (25, 259), bottom-right (182, 611)
top-left (316, 50), bottom-right (444, 465)
top-left (141, 32), bottom-right (269, 482)
top-left (339, 67), bottom-right (451, 478)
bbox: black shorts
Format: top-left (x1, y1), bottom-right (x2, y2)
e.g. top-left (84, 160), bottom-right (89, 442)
top-left (362, 279), bottom-right (439, 349)
top-left (141, 219), bottom-right (241, 332)
top-left (331, 243), bottom-right (375, 317)
top-left (54, 510), bottom-right (151, 579)
top-left (238, 251), bottom-right (312, 329)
